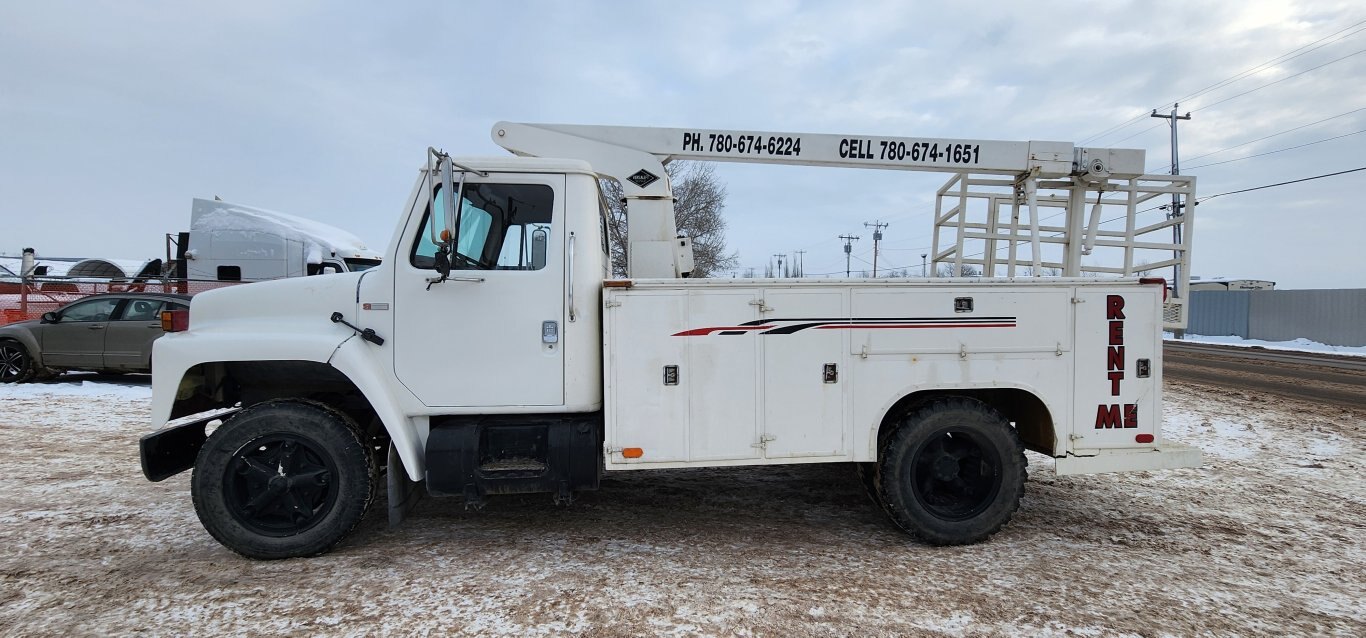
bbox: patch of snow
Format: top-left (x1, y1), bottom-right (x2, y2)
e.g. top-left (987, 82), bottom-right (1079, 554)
top-left (0, 378), bottom-right (152, 401)
top-left (1163, 402), bottom-right (1263, 460)
top-left (1166, 333), bottom-right (1366, 356)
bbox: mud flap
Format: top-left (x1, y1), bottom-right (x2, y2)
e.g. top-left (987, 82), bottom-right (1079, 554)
top-left (1054, 443), bottom-right (1203, 476)
top-left (387, 441), bottom-right (423, 528)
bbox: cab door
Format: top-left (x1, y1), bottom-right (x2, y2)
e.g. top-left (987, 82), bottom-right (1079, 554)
top-left (392, 173), bottom-right (566, 408)
top-left (41, 297), bottom-right (122, 369)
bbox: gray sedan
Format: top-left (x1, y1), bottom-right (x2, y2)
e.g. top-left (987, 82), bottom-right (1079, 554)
top-left (0, 292), bottom-right (190, 383)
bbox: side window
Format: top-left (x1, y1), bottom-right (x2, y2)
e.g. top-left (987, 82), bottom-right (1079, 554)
top-left (217, 265), bottom-right (242, 281)
top-left (411, 183), bottom-right (554, 271)
top-left (119, 300), bottom-right (165, 322)
top-left (59, 298), bottom-right (121, 322)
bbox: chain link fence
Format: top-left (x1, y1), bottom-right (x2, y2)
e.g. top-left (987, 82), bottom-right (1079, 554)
top-left (0, 278), bottom-right (245, 326)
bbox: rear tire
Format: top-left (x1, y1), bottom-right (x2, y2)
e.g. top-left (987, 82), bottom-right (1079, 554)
top-left (877, 397), bottom-right (1026, 545)
top-left (191, 399), bottom-right (376, 559)
top-left (0, 342), bottom-right (33, 384)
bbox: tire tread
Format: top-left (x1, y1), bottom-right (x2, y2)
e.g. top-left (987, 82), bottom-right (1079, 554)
top-left (875, 397), bottom-right (1026, 545)
top-left (191, 399), bottom-right (377, 559)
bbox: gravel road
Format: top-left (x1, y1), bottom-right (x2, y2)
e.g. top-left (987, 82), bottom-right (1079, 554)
top-left (0, 375), bottom-right (1362, 636)
top-left (1164, 341), bottom-right (1366, 409)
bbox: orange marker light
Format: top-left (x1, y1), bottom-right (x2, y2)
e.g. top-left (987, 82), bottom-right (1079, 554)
top-left (622, 447), bottom-right (644, 458)
top-left (160, 309), bottom-right (189, 332)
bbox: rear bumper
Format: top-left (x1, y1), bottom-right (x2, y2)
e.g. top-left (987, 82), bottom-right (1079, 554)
top-left (1054, 443), bottom-right (1202, 476)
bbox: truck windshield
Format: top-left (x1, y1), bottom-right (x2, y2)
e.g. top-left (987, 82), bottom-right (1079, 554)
top-left (411, 183), bottom-right (554, 271)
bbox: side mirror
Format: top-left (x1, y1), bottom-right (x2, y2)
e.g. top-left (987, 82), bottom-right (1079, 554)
top-left (41, 312), bottom-right (58, 324)
top-left (433, 250), bottom-right (451, 278)
top-left (530, 228), bottom-right (548, 270)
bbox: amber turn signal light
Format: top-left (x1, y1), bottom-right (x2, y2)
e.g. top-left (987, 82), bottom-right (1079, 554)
top-left (622, 447), bottom-right (643, 458)
top-left (161, 309), bottom-right (189, 332)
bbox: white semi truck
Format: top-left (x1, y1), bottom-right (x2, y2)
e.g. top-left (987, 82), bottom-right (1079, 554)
top-left (169, 198), bottom-right (383, 283)
top-left (140, 123), bottom-right (1200, 559)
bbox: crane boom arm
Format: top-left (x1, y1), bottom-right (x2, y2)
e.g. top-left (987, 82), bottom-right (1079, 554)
top-left (493, 122), bottom-right (1146, 180)
top-left (489, 122), bottom-right (1154, 280)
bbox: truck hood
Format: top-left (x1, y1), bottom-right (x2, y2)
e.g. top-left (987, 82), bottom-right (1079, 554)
top-left (188, 273), bottom-right (363, 334)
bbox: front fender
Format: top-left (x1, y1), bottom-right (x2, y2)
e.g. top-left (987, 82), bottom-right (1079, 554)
top-left (0, 329), bottom-right (44, 369)
top-left (149, 326), bottom-right (350, 428)
top-left (150, 327), bottom-right (427, 483)
top-left (327, 336), bottom-right (426, 481)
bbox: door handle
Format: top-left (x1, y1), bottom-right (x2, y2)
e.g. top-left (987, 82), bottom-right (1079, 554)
top-left (87, 325), bottom-right (105, 330)
top-left (567, 231), bottom-right (577, 322)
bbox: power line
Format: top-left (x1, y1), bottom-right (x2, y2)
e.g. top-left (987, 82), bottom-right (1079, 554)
top-left (1107, 122), bottom-right (1167, 146)
top-left (1187, 47), bottom-right (1366, 113)
top-left (1148, 106), bottom-right (1366, 171)
top-left (1079, 18), bottom-right (1366, 145)
top-left (1185, 128), bottom-right (1366, 170)
top-left (1175, 21), bottom-right (1366, 111)
top-left (1198, 166), bottom-right (1366, 201)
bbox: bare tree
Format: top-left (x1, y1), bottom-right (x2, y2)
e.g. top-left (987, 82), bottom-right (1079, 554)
top-left (937, 263), bottom-right (982, 277)
top-left (600, 161), bottom-right (739, 278)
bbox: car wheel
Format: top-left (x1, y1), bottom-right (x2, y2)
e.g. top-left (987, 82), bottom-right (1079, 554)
top-left (191, 399), bottom-right (377, 559)
top-left (0, 342), bottom-right (34, 384)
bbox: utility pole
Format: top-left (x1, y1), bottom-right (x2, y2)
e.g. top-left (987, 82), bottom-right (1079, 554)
top-left (1151, 104), bottom-right (1191, 293)
top-left (864, 220), bottom-right (888, 277)
top-left (838, 234), bottom-right (859, 277)
top-left (794, 250), bottom-right (806, 278)
top-left (773, 253), bottom-right (786, 279)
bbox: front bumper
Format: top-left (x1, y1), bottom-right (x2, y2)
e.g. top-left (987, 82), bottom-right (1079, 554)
top-left (139, 409), bottom-right (239, 481)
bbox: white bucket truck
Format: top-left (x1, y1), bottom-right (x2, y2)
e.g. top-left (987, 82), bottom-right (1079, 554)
top-left (140, 123), bottom-right (1200, 558)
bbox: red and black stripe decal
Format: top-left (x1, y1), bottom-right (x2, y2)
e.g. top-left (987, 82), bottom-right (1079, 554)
top-left (673, 317), bottom-right (1017, 336)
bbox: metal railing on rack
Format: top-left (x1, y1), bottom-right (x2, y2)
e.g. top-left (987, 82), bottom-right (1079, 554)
top-left (930, 172), bottom-right (1196, 329)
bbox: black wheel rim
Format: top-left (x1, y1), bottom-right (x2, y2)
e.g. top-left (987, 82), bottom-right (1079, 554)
top-left (0, 346), bottom-right (25, 382)
top-left (223, 434), bottom-right (339, 537)
top-left (909, 428), bottom-right (1002, 521)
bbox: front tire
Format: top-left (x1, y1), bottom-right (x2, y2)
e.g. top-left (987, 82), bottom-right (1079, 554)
top-left (191, 399), bottom-right (376, 559)
top-left (877, 397), bottom-right (1026, 545)
top-left (0, 342), bottom-right (33, 384)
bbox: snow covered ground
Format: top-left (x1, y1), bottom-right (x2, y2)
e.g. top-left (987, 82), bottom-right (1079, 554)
top-left (0, 374), bottom-right (1363, 636)
top-left (1168, 333), bottom-right (1366, 356)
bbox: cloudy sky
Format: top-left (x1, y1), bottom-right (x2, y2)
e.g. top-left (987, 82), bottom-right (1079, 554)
top-left (3, 1), bottom-right (1363, 289)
